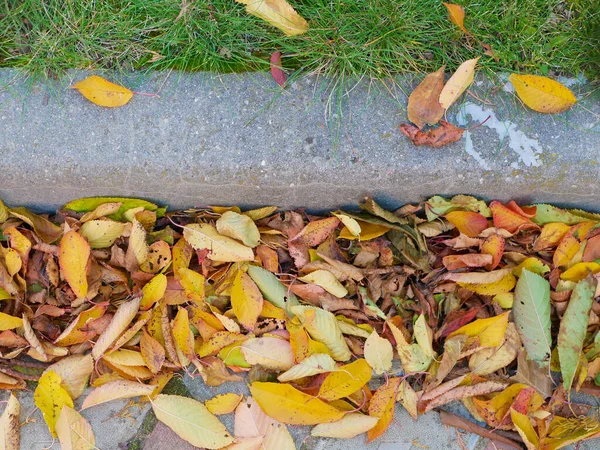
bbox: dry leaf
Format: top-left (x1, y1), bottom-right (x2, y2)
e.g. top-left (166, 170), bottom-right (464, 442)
top-left (183, 223), bottom-right (254, 262)
top-left (72, 75), bottom-right (133, 108)
top-left (241, 337), bottom-right (295, 371)
top-left (216, 211), bottom-right (261, 248)
top-left (0, 394), bottom-right (20, 450)
top-left (364, 331), bottom-right (393, 375)
top-left (152, 394), bottom-right (234, 449)
top-left (45, 354), bottom-right (94, 399)
top-left (277, 353), bottom-right (337, 382)
top-left (438, 57), bottom-right (480, 110)
top-left (400, 121), bottom-right (465, 147)
top-left (231, 270), bottom-right (264, 330)
top-left (312, 413), bottom-right (378, 438)
top-left (55, 406), bottom-right (96, 450)
top-left (407, 66), bottom-right (446, 129)
top-left (205, 393), bottom-right (243, 415)
top-left (442, 3), bottom-right (469, 34)
top-left (34, 370), bottom-right (74, 437)
top-left (92, 297), bottom-right (140, 359)
top-left (509, 74), bottom-right (577, 114)
top-left (59, 231), bottom-right (90, 299)
top-left (318, 358), bottom-right (372, 401)
top-left (81, 380), bottom-right (154, 409)
top-left (236, 0), bottom-right (309, 37)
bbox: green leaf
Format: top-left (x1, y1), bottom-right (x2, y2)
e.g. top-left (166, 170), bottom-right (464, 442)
top-left (558, 276), bottom-right (595, 392)
top-left (247, 265), bottom-right (299, 311)
top-left (530, 204), bottom-right (588, 225)
top-left (514, 270), bottom-right (552, 366)
top-left (425, 195), bottom-right (491, 221)
top-left (359, 197), bottom-right (407, 224)
top-left (62, 197), bottom-right (161, 221)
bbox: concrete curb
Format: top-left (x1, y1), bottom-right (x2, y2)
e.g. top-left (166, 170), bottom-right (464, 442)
top-left (1, 69), bottom-right (599, 213)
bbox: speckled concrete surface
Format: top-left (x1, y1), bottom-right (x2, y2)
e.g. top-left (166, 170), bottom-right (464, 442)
top-left (1, 70), bottom-right (598, 213)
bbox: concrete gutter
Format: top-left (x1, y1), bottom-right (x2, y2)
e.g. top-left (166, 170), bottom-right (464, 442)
top-left (1, 69), bottom-right (598, 213)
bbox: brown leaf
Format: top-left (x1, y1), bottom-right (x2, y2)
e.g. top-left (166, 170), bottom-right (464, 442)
top-left (407, 66), bottom-right (446, 129)
top-left (399, 121), bottom-right (465, 148)
top-left (270, 51), bottom-right (287, 87)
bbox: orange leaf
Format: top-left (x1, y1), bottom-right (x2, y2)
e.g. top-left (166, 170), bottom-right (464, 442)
top-left (480, 234), bottom-right (505, 270)
top-left (442, 254), bottom-right (492, 270)
top-left (367, 377), bottom-right (401, 442)
top-left (490, 201), bottom-right (538, 233)
top-left (442, 3), bottom-right (469, 34)
top-left (400, 121), bottom-right (465, 147)
top-left (290, 217), bottom-right (340, 247)
top-left (553, 234), bottom-right (580, 268)
top-left (534, 223), bottom-right (571, 251)
top-left (445, 211), bottom-right (489, 237)
top-left (72, 75), bottom-right (133, 108)
top-left (407, 66), bottom-right (446, 129)
top-left (59, 231), bottom-right (90, 299)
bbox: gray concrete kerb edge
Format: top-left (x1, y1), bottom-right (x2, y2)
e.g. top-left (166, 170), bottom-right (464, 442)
top-left (0, 69), bottom-right (599, 213)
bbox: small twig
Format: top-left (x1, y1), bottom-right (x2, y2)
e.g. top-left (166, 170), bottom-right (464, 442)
top-left (0, 366), bottom-right (40, 381)
top-left (132, 91), bottom-right (161, 98)
top-left (439, 411), bottom-right (522, 449)
top-left (466, 115), bottom-right (491, 131)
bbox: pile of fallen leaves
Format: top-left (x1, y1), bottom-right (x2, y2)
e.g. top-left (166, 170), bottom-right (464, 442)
top-left (1, 195), bottom-right (600, 449)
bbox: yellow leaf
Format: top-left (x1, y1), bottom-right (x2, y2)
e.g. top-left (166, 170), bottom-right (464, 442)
top-left (45, 354), bottom-right (94, 399)
top-left (448, 311), bottom-right (509, 347)
top-left (338, 220), bottom-right (389, 241)
top-left (205, 393), bottom-right (243, 415)
top-left (509, 74), bottom-right (577, 114)
top-left (172, 308), bottom-right (194, 364)
top-left (311, 413), bottom-right (378, 438)
top-left (235, 0), bottom-right (309, 37)
top-left (332, 213), bottom-right (362, 237)
top-left (388, 320), bottom-right (433, 373)
top-left (183, 223), bottom-right (254, 262)
top-left (80, 220), bottom-right (126, 249)
top-left (364, 331), bottom-right (393, 375)
top-left (126, 218), bottom-right (149, 271)
top-left (197, 331), bottom-right (248, 357)
top-left (231, 270), bottom-right (263, 330)
top-left (534, 223), bottom-right (571, 251)
top-left (0, 312), bottom-right (22, 331)
top-left (367, 377), bottom-right (401, 442)
top-left (560, 262), bottom-right (600, 282)
top-left (172, 237), bottom-right (193, 278)
top-left (243, 206), bottom-right (278, 221)
top-left (34, 370), bottom-right (74, 437)
top-left (469, 323), bottom-right (520, 375)
top-left (2, 248), bottom-right (21, 277)
top-left (278, 353), bottom-right (337, 382)
top-left (72, 75), bottom-right (133, 108)
top-left (152, 394), bottom-right (234, 449)
top-left (55, 406), bottom-right (96, 450)
top-left (80, 202), bottom-right (123, 222)
top-left (513, 257), bottom-right (550, 277)
top-left (511, 408), bottom-right (539, 450)
top-left (443, 3), bottom-right (469, 34)
top-left (298, 269), bottom-right (348, 298)
top-left (140, 273), bottom-right (167, 310)
top-left (140, 240), bottom-right (172, 273)
top-left (250, 382), bottom-right (344, 425)
top-left (291, 305), bottom-right (351, 361)
top-left (81, 380), bottom-right (154, 409)
top-left (141, 332), bottom-right (166, 374)
top-left (216, 211), bottom-right (260, 247)
top-left (54, 303), bottom-right (107, 346)
top-left (92, 297), bottom-right (140, 359)
top-left (494, 292), bottom-right (514, 308)
top-left (439, 57), bottom-right (480, 110)
top-left (177, 268), bottom-right (206, 304)
top-left (103, 349), bottom-right (145, 367)
top-left (241, 337), bottom-right (295, 371)
top-left (318, 358), bottom-right (372, 401)
top-left (0, 393), bottom-right (20, 450)
top-left (59, 231), bottom-right (90, 299)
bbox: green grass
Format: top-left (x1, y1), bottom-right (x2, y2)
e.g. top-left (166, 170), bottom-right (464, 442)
top-left (1, 0), bottom-right (598, 80)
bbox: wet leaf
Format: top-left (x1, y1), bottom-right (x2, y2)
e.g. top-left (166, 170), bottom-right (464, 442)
top-left (407, 66), bottom-right (445, 129)
top-left (509, 74), bottom-right (577, 114)
top-left (72, 75), bottom-right (133, 108)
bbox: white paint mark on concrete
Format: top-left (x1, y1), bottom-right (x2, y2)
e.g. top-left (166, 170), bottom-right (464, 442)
top-left (462, 129), bottom-right (491, 170)
top-left (457, 102), bottom-right (543, 168)
top-left (558, 75), bottom-right (586, 87)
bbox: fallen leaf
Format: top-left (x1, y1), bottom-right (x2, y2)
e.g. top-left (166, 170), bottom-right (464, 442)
top-left (234, 396), bottom-right (295, 450)
top-left (558, 276), bottom-right (595, 392)
top-left (277, 353), bottom-right (337, 382)
top-left (92, 296), bottom-right (140, 359)
top-left (510, 408), bottom-right (539, 450)
top-left (442, 3), bottom-right (468, 34)
top-left (34, 370), bottom-right (74, 437)
top-left (45, 354), bottom-right (94, 399)
top-left (72, 75), bottom-right (133, 108)
top-left (231, 270), bottom-right (264, 330)
top-left (448, 311), bottom-right (509, 347)
top-left (270, 51), bottom-right (287, 87)
top-left (152, 394), bottom-right (234, 449)
top-left (0, 312), bottom-right (23, 331)
top-left (235, 0), bottom-right (309, 37)
top-left (318, 358), bottom-right (372, 401)
top-left (312, 413), bottom-right (378, 438)
top-left (445, 211), bottom-right (488, 237)
top-left (438, 57), bottom-right (479, 110)
top-left (59, 231), bottom-right (90, 299)
top-left (513, 270), bottom-right (552, 367)
top-left (509, 74), bottom-right (577, 114)
top-left (364, 331), bottom-right (393, 375)
top-left (407, 66), bottom-right (446, 129)
top-left (241, 337), bottom-right (295, 371)
top-left (290, 217), bottom-right (340, 246)
top-left (250, 382), bottom-right (344, 425)
top-left (141, 331), bottom-right (166, 374)
top-left (183, 223), bottom-right (254, 262)
top-left (217, 211), bottom-right (261, 248)
top-left (469, 323), bottom-right (520, 375)
top-left (140, 273), bottom-right (168, 310)
top-left (0, 393), bottom-right (20, 450)
top-left (205, 393), bottom-right (243, 415)
top-left (367, 377), bottom-right (401, 442)
top-left (400, 121), bottom-right (465, 147)
top-left (81, 380), bottom-right (154, 409)
top-left (247, 265), bottom-right (300, 310)
top-left (298, 269), bottom-right (348, 298)
top-left (55, 406), bottom-right (95, 450)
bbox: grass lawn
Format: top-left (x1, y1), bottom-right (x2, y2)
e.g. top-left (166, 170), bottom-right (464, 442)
top-left (1, 0), bottom-right (598, 80)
